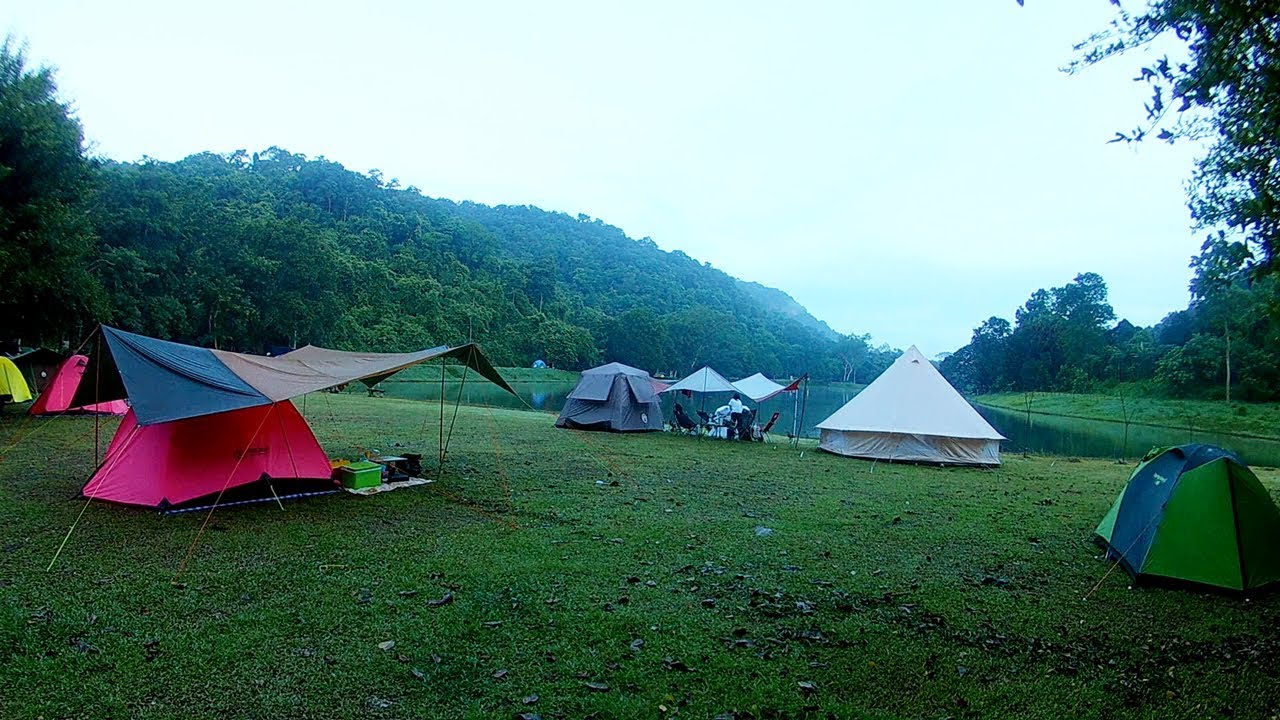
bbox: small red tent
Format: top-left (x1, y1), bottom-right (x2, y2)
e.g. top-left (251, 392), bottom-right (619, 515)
top-left (28, 355), bottom-right (129, 416)
top-left (83, 401), bottom-right (332, 508)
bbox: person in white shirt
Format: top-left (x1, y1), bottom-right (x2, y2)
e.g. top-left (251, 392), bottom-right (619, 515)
top-left (728, 393), bottom-right (746, 438)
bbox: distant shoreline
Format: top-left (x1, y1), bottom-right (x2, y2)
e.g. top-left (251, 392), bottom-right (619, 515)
top-left (976, 392), bottom-right (1280, 443)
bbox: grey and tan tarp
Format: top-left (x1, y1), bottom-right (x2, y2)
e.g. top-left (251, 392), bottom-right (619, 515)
top-left (71, 326), bottom-right (516, 425)
top-left (555, 362), bottom-right (665, 432)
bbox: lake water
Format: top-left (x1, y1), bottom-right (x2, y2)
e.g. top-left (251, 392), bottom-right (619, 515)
top-left (382, 379), bottom-right (1280, 466)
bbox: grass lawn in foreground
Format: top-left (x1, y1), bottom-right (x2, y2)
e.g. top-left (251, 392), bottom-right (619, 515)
top-left (977, 391), bottom-right (1280, 441)
top-left (2, 394), bottom-right (1279, 719)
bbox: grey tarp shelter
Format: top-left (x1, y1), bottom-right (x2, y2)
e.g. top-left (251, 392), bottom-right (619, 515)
top-left (555, 362), bottom-right (666, 432)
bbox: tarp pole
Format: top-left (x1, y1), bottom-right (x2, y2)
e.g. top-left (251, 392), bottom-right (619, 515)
top-left (438, 356), bottom-right (446, 471)
top-left (791, 379), bottom-right (799, 439)
top-left (700, 368), bottom-right (707, 414)
top-left (93, 332), bottom-right (102, 467)
top-left (442, 347), bottom-right (472, 466)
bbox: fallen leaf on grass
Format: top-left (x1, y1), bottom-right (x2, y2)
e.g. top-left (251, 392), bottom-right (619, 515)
top-left (522, 694), bottom-right (539, 704)
top-left (378, 641), bottom-right (395, 651)
top-left (630, 638), bottom-right (645, 653)
top-left (584, 681), bottom-right (610, 692)
top-left (516, 714), bottom-right (542, 720)
top-left (797, 680), bottom-right (818, 694)
top-left (483, 621), bottom-right (503, 628)
top-left (397, 590), bottom-right (418, 598)
top-left (428, 592), bottom-right (455, 608)
top-left (492, 669), bottom-right (509, 680)
top-left (410, 667), bottom-right (426, 681)
top-left (69, 637), bottom-right (99, 654)
top-left (662, 657), bottom-right (696, 672)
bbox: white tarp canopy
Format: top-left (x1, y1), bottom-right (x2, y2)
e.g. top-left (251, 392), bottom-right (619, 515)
top-left (662, 366), bottom-right (738, 395)
top-left (732, 373), bottom-right (799, 403)
top-left (816, 346), bottom-right (1005, 466)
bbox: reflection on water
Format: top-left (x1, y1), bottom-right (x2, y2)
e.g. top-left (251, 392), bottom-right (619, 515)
top-left (380, 380), bottom-right (1280, 466)
top-left (976, 405), bottom-right (1280, 467)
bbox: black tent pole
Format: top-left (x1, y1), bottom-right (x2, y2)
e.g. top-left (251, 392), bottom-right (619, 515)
top-left (438, 357), bottom-right (446, 471)
top-left (93, 331), bottom-right (101, 466)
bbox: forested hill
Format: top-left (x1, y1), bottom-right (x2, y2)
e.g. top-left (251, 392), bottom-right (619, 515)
top-left (734, 280), bottom-right (841, 341)
top-left (72, 148), bottom-right (874, 379)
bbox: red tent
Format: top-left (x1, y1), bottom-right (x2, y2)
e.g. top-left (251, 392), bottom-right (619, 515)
top-left (28, 355), bottom-right (129, 416)
top-left (69, 327), bottom-right (517, 510)
top-left (83, 401), bottom-right (332, 508)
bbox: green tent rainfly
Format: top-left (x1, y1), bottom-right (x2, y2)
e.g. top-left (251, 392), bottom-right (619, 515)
top-left (1095, 444), bottom-right (1280, 592)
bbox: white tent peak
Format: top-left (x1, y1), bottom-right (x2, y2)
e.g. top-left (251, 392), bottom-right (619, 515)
top-left (732, 373), bottom-right (799, 403)
top-left (662, 366), bottom-right (738, 394)
top-left (817, 345), bottom-right (1002, 440)
top-left (814, 343), bottom-right (1004, 466)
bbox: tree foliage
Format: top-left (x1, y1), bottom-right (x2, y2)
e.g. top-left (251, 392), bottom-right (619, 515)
top-left (12, 137), bottom-right (883, 379)
top-left (1074, 0), bottom-right (1280, 270)
top-left (0, 37), bottom-right (102, 342)
top-left (942, 265), bottom-right (1280, 401)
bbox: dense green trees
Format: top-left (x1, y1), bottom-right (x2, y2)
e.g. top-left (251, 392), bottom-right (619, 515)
top-left (942, 265), bottom-right (1280, 401)
top-left (12, 133), bottom-right (860, 379)
top-left (0, 38), bottom-right (103, 343)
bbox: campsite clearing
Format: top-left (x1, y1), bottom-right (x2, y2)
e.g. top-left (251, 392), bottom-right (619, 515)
top-left (2, 394), bottom-right (1279, 718)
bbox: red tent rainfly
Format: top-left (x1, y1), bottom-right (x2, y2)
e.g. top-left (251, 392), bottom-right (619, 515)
top-left (28, 355), bottom-right (129, 416)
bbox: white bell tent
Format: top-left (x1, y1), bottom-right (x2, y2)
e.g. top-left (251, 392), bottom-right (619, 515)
top-left (815, 346), bottom-right (1004, 465)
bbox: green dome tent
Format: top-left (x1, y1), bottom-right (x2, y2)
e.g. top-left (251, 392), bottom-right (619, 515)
top-left (1095, 444), bottom-right (1280, 592)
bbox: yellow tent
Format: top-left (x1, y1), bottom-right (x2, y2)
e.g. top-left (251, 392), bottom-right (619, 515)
top-left (0, 357), bottom-right (32, 403)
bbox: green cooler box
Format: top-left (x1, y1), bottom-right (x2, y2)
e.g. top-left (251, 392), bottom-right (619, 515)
top-left (339, 460), bottom-right (384, 490)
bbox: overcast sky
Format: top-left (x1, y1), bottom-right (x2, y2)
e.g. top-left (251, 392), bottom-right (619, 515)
top-left (9, 2), bottom-right (1204, 355)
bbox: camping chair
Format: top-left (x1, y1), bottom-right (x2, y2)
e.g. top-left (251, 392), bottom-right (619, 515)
top-left (672, 403), bottom-right (700, 436)
top-left (759, 411), bottom-right (781, 442)
top-left (697, 410), bottom-right (730, 439)
top-left (734, 408), bottom-right (758, 441)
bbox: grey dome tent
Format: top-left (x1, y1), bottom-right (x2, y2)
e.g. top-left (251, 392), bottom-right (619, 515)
top-left (555, 362), bottom-right (666, 432)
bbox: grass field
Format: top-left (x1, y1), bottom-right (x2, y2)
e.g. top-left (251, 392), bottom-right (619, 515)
top-left (2, 394), bottom-right (1279, 719)
top-left (978, 391), bottom-right (1280, 441)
